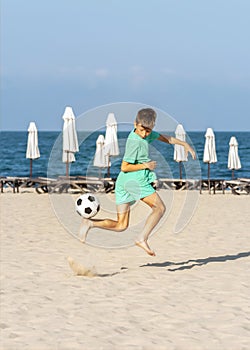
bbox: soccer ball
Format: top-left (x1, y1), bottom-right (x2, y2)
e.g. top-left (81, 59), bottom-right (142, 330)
top-left (75, 193), bottom-right (100, 218)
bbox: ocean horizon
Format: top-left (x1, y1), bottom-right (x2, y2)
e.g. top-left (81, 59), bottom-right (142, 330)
top-left (1, 131), bottom-right (249, 180)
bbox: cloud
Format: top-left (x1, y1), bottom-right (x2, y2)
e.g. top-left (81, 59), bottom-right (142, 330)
top-left (161, 67), bottom-right (176, 75)
top-left (94, 68), bottom-right (109, 78)
top-left (129, 65), bottom-right (148, 87)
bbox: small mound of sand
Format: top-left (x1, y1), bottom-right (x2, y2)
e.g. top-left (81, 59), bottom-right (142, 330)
top-left (67, 256), bottom-right (97, 277)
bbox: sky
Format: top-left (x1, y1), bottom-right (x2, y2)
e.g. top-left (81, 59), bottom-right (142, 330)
top-left (1, 0), bottom-right (250, 131)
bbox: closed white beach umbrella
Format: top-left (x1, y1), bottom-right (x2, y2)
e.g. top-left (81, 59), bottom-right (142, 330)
top-left (228, 136), bottom-right (241, 179)
top-left (203, 127), bottom-right (217, 192)
top-left (203, 128), bottom-right (217, 164)
top-left (105, 112), bottom-right (119, 176)
top-left (174, 124), bottom-right (187, 179)
top-left (93, 134), bottom-right (109, 177)
top-left (62, 106), bottom-right (79, 177)
top-left (105, 113), bottom-right (119, 156)
top-left (26, 122), bottom-right (40, 177)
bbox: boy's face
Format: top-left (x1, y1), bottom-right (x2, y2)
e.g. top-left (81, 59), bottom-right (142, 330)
top-left (134, 123), bottom-right (152, 139)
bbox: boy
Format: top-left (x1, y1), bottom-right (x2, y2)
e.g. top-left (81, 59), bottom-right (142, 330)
top-left (79, 108), bottom-right (196, 256)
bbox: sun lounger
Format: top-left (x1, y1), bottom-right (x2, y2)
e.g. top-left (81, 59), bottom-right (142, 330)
top-left (158, 178), bottom-right (199, 191)
top-left (46, 177), bottom-right (102, 194)
top-left (199, 179), bottom-right (225, 194)
top-left (224, 179), bottom-right (250, 195)
top-left (0, 177), bottom-right (29, 193)
top-left (38, 176), bottom-right (115, 194)
top-left (0, 176), bottom-right (58, 193)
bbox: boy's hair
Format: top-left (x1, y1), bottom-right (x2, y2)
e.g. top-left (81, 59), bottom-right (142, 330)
top-left (135, 108), bottom-right (157, 129)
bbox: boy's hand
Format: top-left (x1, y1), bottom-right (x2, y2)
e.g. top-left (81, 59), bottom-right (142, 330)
top-left (185, 144), bottom-right (196, 160)
top-left (144, 161), bottom-right (157, 170)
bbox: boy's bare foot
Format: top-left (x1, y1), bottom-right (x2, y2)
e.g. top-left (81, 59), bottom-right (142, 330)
top-left (135, 241), bottom-right (156, 256)
top-left (79, 219), bottom-right (93, 243)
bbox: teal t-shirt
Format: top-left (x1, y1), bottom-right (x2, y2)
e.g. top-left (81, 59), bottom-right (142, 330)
top-left (115, 130), bottom-right (160, 205)
top-left (123, 130), bottom-right (160, 164)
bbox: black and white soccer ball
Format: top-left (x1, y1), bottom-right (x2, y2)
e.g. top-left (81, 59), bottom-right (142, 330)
top-left (75, 193), bottom-right (100, 218)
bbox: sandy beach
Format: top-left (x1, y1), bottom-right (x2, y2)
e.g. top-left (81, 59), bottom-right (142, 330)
top-left (1, 189), bottom-right (250, 350)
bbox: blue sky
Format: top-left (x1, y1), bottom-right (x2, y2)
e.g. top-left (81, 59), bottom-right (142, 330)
top-left (1, 0), bottom-right (250, 131)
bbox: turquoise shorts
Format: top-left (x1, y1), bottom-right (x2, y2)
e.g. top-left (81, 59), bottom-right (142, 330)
top-left (115, 170), bottom-right (156, 205)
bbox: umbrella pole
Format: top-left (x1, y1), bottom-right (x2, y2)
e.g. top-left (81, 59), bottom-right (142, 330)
top-left (66, 151), bottom-right (69, 177)
top-left (208, 163), bottom-right (211, 194)
top-left (179, 162), bottom-right (182, 182)
top-left (30, 159), bottom-right (33, 178)
top-left (107, 155), bottom-right (110, 178)
top-left (232, 169), bottom-right (234, 179)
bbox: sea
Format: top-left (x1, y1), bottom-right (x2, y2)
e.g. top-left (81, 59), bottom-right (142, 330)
top-left (0, 131), bottom-right (250, 180)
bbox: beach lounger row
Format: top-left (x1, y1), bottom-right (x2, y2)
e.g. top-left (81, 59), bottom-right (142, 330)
top-left (1, 176), bottom-right (249, 195)
top-left (158, 178), bottom-right (226, 194)
top-left (0, 176), bottom-right (116, 194)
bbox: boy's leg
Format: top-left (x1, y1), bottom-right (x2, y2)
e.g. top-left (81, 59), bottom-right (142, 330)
top-left (79, 203), bottom-right (130, 242)
top-left (135, 192), bottom-right (166, 256)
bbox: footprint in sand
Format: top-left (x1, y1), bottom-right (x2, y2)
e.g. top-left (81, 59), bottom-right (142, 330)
top-left (67, 257), bottom-right (128, 278)
top-left (67, 256), bottom-right (97, 277)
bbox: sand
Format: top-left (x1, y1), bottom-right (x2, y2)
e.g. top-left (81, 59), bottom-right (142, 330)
top-left (0, 189), bottom-right (250, 350)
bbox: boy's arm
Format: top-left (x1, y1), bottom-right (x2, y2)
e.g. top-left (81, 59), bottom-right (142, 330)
top-left (121, 160), bottom-right (156, 172)
top-left (157, 134), bottom-right (196, 159)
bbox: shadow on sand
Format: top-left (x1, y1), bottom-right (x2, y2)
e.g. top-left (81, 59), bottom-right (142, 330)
top-left (140, 251), bottom-right (250, 272)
